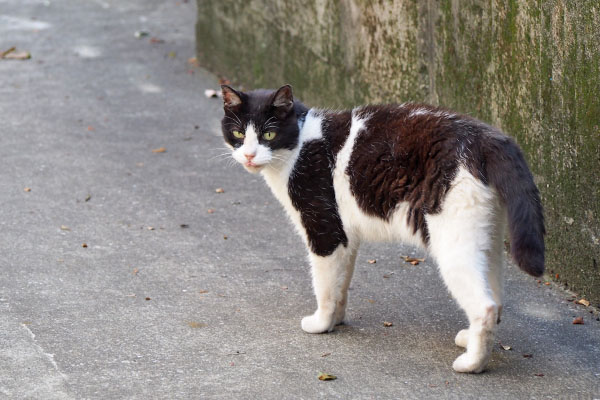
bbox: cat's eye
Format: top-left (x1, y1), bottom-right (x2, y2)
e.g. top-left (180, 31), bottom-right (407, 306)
top-left (263, 131), bottom-right (276, 140)
top-left (232, 130), bottom-right (245, 139)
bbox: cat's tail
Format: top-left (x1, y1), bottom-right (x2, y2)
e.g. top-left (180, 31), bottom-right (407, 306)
top-left (482, 133), bottom-right (545, 277)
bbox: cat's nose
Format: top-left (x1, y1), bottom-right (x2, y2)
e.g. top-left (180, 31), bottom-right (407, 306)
top-left (244, 153), bottom-right (256, 161)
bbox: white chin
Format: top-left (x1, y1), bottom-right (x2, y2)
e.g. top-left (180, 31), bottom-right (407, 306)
top-left (243, 164), bottom-right (264, 173)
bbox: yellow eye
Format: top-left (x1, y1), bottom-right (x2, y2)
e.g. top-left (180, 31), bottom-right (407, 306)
top-left (263, 131), bottom-right (276, 140)
top-left (232, 130), bottom-right (245, 139)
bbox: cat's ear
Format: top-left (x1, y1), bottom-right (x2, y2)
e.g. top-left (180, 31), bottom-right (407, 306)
top-left (221, 85), bottom-right (242, 108)
top-left (271, 84), bottom-right (294, 117)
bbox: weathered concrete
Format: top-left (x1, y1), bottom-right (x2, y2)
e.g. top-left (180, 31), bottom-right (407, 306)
top-left (196, 0), bottom-right (600, 305)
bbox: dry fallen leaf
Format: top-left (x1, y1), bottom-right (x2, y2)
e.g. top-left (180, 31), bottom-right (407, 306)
top-left (147, 226), bottom-right (155, 231)
top-left (572, 316), bottom-right (584, 325)
top-left (215, 187), bottom-right (225, 193)
top-left (187, 321), bottom-right (207, 328)
top-left (199, 290), bottom-right (209, 294)
top-left (383, 321), bottom-right (393, 327)
top-left (60, 225), bottom-right (70, 231)
top-left (367, 259), bottom-right (376, 264)
top-left (577, 299), bottom-right (590, 307)
top-left (1, 47), bottom-right (31, 60)
top-left (320, 352), bottom-right (331, 358)
top-left (152, 147), bottom-right (166, 153)
top-left (318, 373), bottom-right (337, 381)
top-left (223, 235), bottom-right (228, 240)
top-left (24, 187), bottom-right (31, 192)
top-left (145, 297), bottom-right (151, 301)
top-left (402, 256), bottom-right (425, 265)
top-left (81, 243), bottom-right (88, 248)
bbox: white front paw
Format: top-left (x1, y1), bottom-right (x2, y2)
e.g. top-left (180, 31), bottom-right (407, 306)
top-left (452, 352), bottom-right (488, 373)
top-left (301, 313), bottom-right (334, 333)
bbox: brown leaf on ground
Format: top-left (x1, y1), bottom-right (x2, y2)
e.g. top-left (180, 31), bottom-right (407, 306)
top-left (152, 147), bottom-right (166, 153)
top-left (199, 290), bottom-right (209, 294)
top-left (215, 188), bottom-right (225, 193)
top-left (318, 373), bottom-right (337, 381)
top-left (367, 259), bottom-right (376, 264)
top-left (577, 299), bottom-right (590, 307)
top-left (1, 47), bottom-right (31, 60)
top-left (187, 321), bottom-right (207, 328)
top-left (383, 321), bottom-right (393, 327)
top-left (402, 256), bottom-right (425, 265)
top-left (81, 243), bottom-right (88, 248)
top-left (60, 225), bottom-right (70, 231)
top-left (572, 316), bottom-right (584, 325)
top-left (223, 235), bottom-right (228, 240)
top-left (145, 297), bottom-right (151, 301)
top-left (24, 187), bottom-right (31, 192)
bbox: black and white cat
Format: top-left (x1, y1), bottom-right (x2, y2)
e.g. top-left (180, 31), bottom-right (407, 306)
top-left (220, 84), bottom-right (545, 373)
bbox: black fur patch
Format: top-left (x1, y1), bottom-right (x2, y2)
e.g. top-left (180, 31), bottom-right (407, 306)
top-left (346, 104), bottom-right (463, 242)
top-left (288, 139), bottom-right (348, 256)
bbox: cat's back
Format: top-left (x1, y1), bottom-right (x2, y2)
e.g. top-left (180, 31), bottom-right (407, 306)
top-left (319, 103), bottom-right (490, 240)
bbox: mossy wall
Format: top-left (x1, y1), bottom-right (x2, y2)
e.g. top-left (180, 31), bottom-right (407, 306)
top-left (196, 0), bottom-right (600, 305)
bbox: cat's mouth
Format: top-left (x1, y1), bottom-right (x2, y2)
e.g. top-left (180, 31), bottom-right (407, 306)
top-left (244, 161), bottom-right (264, 173)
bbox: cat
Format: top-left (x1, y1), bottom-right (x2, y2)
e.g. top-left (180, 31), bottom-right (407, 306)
top-left (219, 84), bottom-right (545, 373)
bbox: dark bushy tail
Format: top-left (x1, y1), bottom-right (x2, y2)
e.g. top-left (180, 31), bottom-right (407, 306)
top-left (483, 134), bottom-right (545, 277)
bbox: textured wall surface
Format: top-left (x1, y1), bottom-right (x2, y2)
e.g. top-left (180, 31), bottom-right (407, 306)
top-left (196, 0), bottom-right (600, 304)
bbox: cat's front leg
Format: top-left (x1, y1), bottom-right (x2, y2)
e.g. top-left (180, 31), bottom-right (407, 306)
top-left (301, 245), bottom-right (357, 334)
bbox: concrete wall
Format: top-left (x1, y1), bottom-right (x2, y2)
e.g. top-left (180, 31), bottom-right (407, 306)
top-left (196, 0), bottom-right (600, 304)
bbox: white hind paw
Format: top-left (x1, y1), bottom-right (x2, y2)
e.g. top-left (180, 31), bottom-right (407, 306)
top-left (301, 313), bottom-right (334, 334)
top-left (452, 352), bottom-right (488, 373)
top-left (454, 329), bottom-right (469, 348)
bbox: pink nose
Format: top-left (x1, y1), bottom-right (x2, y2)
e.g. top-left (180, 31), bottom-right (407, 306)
top-left (244, 153), bottom-right (255, 161)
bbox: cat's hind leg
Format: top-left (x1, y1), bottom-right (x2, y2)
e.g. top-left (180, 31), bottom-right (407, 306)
top-left (426, 168), bottom-right (500, 373)
top-left (454, 206), bottom-right (506, 349)
top-left (301, 244), bottom-right (358, 333)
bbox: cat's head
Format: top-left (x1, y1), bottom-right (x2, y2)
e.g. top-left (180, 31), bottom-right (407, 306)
top-left (220, 84), bottom-right (301, 173)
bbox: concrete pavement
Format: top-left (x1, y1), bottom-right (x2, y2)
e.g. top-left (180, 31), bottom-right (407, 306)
top-left (1, 0), bottom-right (599, 398)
